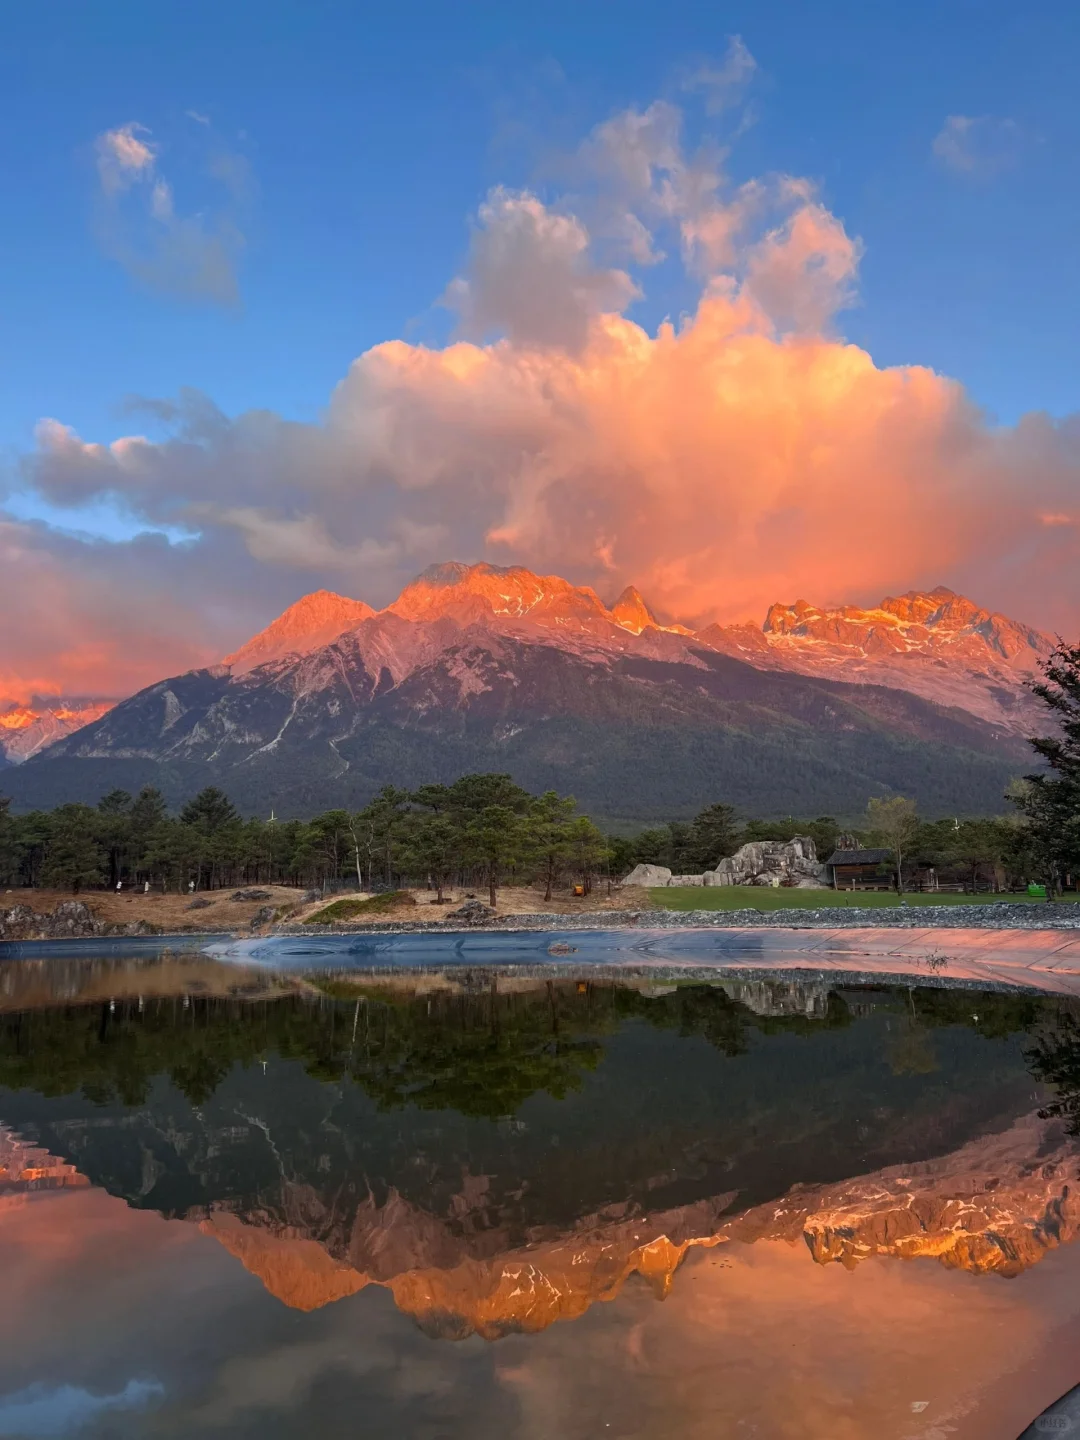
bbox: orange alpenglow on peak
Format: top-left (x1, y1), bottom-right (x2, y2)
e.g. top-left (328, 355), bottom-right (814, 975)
top-left (387, 561), bottom-right (613, 629)
top-left (0, 707), bottom-right (38, 732)
top-left (762, 585), bottom-right (1052, 666)
top-left (223, 590), bottom-right (375, 674)
top-left (0, 699), bottom-right (114, 764)
top-left (609, 585), bottom-right (659, 634)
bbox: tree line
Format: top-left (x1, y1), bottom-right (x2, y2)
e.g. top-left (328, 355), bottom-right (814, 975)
top-left (0, 775), bottom-right (613, 903)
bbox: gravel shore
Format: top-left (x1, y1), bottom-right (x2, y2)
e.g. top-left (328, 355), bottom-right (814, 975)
top-left (280, 900), bottom-right (1080, 936)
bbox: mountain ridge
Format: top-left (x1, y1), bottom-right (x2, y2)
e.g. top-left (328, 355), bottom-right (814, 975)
top-left (1, 563), bottom-right (1052, 816)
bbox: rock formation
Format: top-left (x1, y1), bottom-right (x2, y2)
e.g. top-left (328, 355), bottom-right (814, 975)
top-left (708, 837), bottom-right (827, 887)
top-left (624, 837), bottom-right (827, 889)
top-left (0, 900), bottom-right (102, 941)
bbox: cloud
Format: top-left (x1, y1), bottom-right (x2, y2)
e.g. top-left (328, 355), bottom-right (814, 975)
top-left (681, 36), bottom-right (758, 115)
top-left (3, 91), bottom-right (1079, 707)
top-left (443, 187), bottom-right (639, 351)
top-left (741, 187), bottom-right (863, 332)
top-left (92, 120), bottom-right (249, 305)
top-left (95, 123), bottom-right (156, 195)
top-left (0, 518), bottom-right (224, 704)
top-left (932, 114), bottom-right (1021, 175)
top-left (0, 1380), bottom-right (163, 1436)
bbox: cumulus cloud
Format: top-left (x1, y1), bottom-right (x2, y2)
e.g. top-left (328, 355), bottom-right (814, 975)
top-left (932, 115), bottom-right (1021, 175)
top-left (3, 91), bottom-right (1078, 706)
top-left (92, 119), bottom-right (249, 305)
top-left (741, 187), bottom-right (863, 333)
top-left (443, 188), bottom-right (639, 351)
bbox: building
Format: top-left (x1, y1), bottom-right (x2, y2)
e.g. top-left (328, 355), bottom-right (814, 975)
top-left (824, 847), bottom-right (894, 889)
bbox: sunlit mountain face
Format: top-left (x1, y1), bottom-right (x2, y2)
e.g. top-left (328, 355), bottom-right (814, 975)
top-left (0, 699), bottom-right (113, 766)
top-left (3, 564), bottom-right (1048, 818)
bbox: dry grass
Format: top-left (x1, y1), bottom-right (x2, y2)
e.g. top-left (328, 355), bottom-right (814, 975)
top-left (0, 885), bottom-right (306, 933)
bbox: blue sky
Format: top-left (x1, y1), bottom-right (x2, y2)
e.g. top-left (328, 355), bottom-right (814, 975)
top-left (2, 0), bottom-right (1077, 465)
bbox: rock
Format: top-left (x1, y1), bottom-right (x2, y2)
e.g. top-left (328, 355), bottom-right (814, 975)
top-left (622, 864), bottom-right (673, 888)
top-left (231, 888), bottom-right (273, 902)
top-left (446, 899), bottom-right (496, 926)
top-left (668, 874), bottom-right (705, 886)
top-left (249, 905), bottom-right (276, 929)
top-left (187, 897), bottom-right (213, 910)
top-left (710, 837), bottom-right (826, 888)
top-left (0, 900), bottom-right (102, 941)
top-left (112, 919), bottom-right (162, 936)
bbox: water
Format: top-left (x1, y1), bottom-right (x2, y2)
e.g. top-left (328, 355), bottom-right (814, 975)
top-left (1, 945), bottom-right (1080, 1437)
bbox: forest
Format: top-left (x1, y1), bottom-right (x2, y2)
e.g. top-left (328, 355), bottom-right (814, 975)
top-left (0, 772), bottom-right (1056, 900)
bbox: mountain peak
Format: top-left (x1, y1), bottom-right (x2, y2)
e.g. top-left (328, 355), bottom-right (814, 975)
top-left (388, 561), bottom-right (610, 628)
top-left (0, 698), bottom-right (114, 765)
top-left (224, 590), bottom-right (375, 674)
top-left (610, 585), bottom-right (659, 635)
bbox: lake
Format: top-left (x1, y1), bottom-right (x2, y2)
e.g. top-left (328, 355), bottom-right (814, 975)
top-left (0, 942), bottom-right (1079, 1437)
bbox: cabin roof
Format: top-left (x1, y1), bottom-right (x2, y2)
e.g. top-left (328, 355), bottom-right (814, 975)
top-left (825, 848), bottom-right (893, 867)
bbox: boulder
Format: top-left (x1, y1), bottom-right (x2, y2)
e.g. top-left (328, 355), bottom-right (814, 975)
top-left (668, 874), bottom-right (705, 886)
top-left (622, 864), bottom-right (673, 888)
top-left (231, 888), bottom-right (273, 902)
top-left (446, 898), bottom-right (496, 926)
top-left (711, 837), bottom-right (826, 888)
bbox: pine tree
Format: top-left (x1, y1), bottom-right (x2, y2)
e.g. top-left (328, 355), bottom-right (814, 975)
top-left (1015, 640), bottom-right (1080, 890)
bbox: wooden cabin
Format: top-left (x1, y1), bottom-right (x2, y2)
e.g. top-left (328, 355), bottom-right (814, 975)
top-left (824, 847), bottom-right (894, 889)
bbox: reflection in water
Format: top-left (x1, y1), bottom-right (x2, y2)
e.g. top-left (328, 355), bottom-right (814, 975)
top-left (1, 955), bottom-right (1080, 1434)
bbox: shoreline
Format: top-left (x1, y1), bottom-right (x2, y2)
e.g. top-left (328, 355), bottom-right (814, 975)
top-left (2, 899), bottom-right (1080, 955)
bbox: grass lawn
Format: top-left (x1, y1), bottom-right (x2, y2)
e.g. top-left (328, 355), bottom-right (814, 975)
top-left (653, 887), bottom-right (1050, 912)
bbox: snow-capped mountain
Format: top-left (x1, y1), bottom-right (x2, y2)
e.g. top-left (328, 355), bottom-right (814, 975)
top-left (5, 562), bottom-right (1044, 819)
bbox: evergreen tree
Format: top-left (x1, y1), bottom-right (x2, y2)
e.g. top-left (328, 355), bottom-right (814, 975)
top-left (1015, 640), bottom-right (1080, 891)
top-left (96, 789), bottom-right (133, 888)
top-left (42, 805), bottom-right (105, 893)
top-left (530, 791), bottom-right (576, 902)
top-left (0, 797), bottom-right (16, 886)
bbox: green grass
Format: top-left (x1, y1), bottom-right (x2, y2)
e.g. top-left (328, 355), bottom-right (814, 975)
top-left (653, 887), bottom-right (1048, 912)
top-left (305, 891), bottom-right (416, 925)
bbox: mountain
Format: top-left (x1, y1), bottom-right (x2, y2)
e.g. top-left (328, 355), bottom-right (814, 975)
top-left (751, 586), bottom-right (1055, 733)
top-left (0, 699), bottom-right (114, 767)
top-left (1, 564), bottom-right (1047, 817)
top-left (223, 589), bottom-right (375, 673)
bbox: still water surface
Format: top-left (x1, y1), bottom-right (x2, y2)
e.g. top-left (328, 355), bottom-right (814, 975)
top-left (1, 949), bottom-right (1080, 1437)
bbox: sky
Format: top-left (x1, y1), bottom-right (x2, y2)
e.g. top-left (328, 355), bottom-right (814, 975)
top-left (1, 0), bottom-right (1079, 704)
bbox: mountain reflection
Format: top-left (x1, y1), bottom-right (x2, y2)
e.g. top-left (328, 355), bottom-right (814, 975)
top-left (1, 960), bottom-right (1079, 1339)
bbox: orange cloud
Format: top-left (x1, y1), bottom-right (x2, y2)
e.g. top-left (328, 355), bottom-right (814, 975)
top-left (4, 88), bottom-right (1079, 708)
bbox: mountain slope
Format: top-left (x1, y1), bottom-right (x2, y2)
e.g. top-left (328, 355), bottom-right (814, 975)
top-left (735, 585), bottom-right (1054, 733)
top-left (7, 610), bottom-right (1028, 817)
top-left (223, 589), bottom-right (375, 673)
top-left (1, 563), bottom-right (1049, 816)
top-left (0, 700), bottom-right (114, 766)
